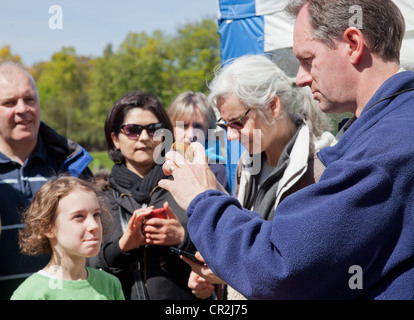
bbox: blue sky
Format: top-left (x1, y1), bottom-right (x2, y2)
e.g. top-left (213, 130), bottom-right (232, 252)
top-left (0, 1), bottom-right (219, 66)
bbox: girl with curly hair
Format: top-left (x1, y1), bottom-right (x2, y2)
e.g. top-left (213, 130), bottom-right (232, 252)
top-left (10, 176), bottom-right (124, 300)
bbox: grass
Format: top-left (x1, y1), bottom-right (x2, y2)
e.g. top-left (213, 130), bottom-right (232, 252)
top-left (89, 151), bottom-right (113, 174)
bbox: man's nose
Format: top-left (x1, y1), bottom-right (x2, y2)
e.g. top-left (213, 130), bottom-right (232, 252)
top-left (295, 65), bottom-right (313, 88)
top-left (15, 99), bottom-right (28, 113)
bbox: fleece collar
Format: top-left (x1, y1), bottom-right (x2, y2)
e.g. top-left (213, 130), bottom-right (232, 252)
top-left (318, 71), bottom-right (414, 167)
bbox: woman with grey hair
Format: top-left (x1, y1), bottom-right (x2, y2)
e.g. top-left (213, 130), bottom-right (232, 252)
top-left (184, 54), bottom-right (334, 299)
top-left (209, 54), bottom-right (333, 220)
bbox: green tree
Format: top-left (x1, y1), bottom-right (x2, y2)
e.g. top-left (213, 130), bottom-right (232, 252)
top-left (84, 43), bottom-right (117, 149)
top-left (36, 47), bottom-right (93, 141)
top-left (166, 19), bottom-right (220, 100)
top-left (87, 30), bottom-right (171, 148)
top-left (115, 30), bottom-right (171, 101)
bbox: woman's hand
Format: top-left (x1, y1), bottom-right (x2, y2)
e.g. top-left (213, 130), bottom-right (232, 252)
top-left (118, 206), bottom-right (151, 252)
top-left (141, 202), bottom-right (185, 246)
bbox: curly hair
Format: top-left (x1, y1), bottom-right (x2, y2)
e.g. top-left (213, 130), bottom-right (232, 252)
top-left (18, 175), bottom-right (112, 256)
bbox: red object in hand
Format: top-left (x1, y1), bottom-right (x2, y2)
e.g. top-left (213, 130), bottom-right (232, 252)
top-left (146, 207), bottom-right (167, 220)
top-left (142, 207), bottom-right (167, 235)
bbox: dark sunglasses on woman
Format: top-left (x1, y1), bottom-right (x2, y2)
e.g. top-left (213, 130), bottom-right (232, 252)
top-left (119, 123), bottom-right (165, 139)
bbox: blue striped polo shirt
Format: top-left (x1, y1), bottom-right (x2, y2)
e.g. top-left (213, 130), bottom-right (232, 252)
top-left (0, 135), bottom-right (63, 299)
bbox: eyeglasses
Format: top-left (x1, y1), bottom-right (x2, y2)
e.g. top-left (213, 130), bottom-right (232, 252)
top-left (119, 123), bottom-right (165, 139)
top-left (216, 108), bottom-right (252, 131)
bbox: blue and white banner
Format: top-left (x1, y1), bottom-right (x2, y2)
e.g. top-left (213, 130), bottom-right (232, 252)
top-left (218, 0), bottom-right (292, 62)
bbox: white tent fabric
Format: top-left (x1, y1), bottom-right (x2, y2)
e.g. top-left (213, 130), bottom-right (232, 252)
top-left (398, 0), bottom-right (414, 69)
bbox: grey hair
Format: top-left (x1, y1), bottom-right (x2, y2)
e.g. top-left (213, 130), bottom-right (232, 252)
top-left (0, 61), bottom-right (39, 97)
top-left (285, 0), bottom-right (405, 63)
top-left (207, 54), bottom-right (330, 137)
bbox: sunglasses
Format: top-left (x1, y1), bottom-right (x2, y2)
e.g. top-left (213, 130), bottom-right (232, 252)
top-left (119, 123), bottom-right (165, 139)
top-left (216, 108), bottom-right (252, 131)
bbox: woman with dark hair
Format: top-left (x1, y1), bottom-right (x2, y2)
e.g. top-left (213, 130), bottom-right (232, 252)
top-left (88, 90), bottom-right (197, 300)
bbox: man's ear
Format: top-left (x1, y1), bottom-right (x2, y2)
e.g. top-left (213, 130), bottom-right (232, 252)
top-left (343, 27), bottom-right (365, 65)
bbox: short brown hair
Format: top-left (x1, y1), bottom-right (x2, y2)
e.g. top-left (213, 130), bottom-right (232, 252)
top-left (285, 0), bottom-right (405, 63)
top-left (18, 175), bottom-right (112, 256)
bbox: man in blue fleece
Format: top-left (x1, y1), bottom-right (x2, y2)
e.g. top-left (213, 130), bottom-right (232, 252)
top-left (159, 0), bottom-right (414, 299)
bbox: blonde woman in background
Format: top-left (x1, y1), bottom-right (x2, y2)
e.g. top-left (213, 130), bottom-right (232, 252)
top-left (167, 91), bottom-right (229, 192)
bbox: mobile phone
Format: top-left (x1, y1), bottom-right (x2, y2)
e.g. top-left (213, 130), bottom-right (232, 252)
top-left (145, 207), bottom-right (167, 220)
top-left (142, 208), bottom-right (167, 235)
top-left (170, 247), bottom-right (204, 265)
